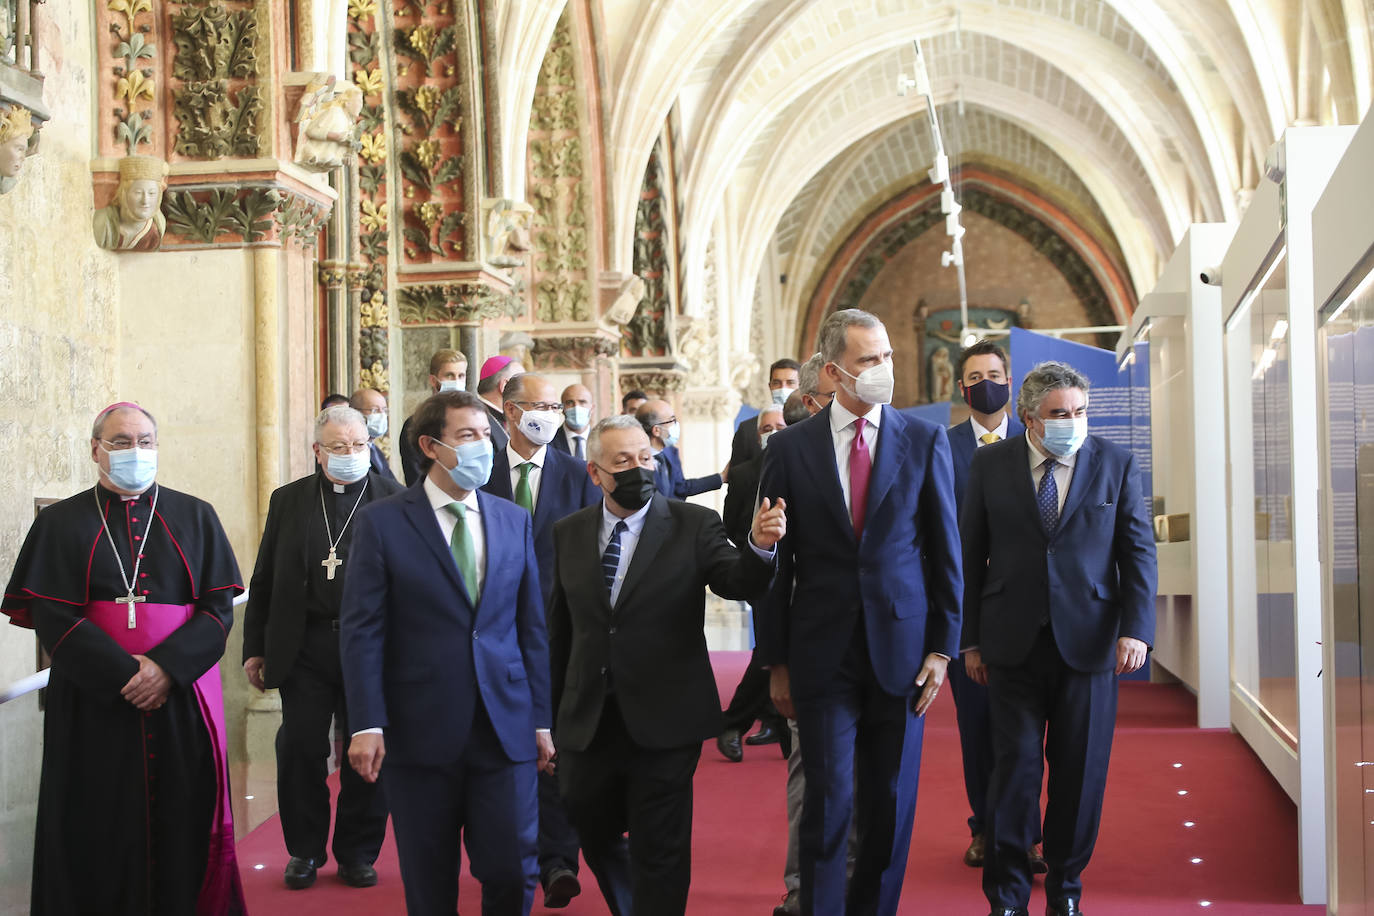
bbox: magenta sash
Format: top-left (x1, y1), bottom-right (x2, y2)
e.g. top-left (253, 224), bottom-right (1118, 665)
top-left (85, 601), bottom-right (245, 915)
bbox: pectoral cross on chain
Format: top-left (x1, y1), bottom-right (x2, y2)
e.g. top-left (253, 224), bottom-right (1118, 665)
top-left (116, 592), bottom-right (146, 629)
top-left (322, 548), bottom-right (343, 581)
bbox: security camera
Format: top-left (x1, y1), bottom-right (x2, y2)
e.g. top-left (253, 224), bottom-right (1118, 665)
top-left (1200, 265), bottom-right (1222, 286)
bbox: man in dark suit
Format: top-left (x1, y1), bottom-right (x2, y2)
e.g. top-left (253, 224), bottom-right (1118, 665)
top-left (728, 358), bottom-right (802, 469)
top-left (717, 403), bottom-right (790, 762)
top-left (621, 389), bottom-right (648, 415)
top-left (481, 373), bottom-right (600, 909)
top-left (398, 348), bottom-right (467, 485)
top-left (636, 398), bottom-right (729, 500)
top-left (759, 308), bottom-right (962, 916)
top-left (549, 383), bottom-right (594, 460)
top-left (477, 355), bottom-right (521, 453)
top-left (350, 387), bottom-right (398, 482)
top-left (944, 340), bottom-right (1029, 870)
top-left (547, 415), bottom-right (785, 916)
top-left (961, 361), bottom-right (1156, 916)
top-left (243, 405), bottom-right (403, 890)
top-left (341, 390), bottom-right (553, 916)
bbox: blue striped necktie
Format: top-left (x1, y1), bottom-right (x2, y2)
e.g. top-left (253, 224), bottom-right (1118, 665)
top-left (1037, 458), bottom-right (1060, 534)
top-left (602, 520), bottom-right (627, 595)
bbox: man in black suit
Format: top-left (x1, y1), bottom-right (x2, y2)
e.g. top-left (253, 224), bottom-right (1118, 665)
top-left (717, 403), bottom-right (790, 762)
top-left (550, 383), bottom-right (594, 459)
top-left (350, 387), bottom-right (397, 482)
top-left (398, 348), bottom-right (468, 485)
top-left (961, 361), bottom-right (1156, 916)
top-left (943, 340), bottom-right (1030, 870)
top-left (620, 389), bottom-right (648, 415)
top-left (477, 355), bottom-right (521, 453)
top-left (547, 415), bottom-right (786, 915)
top-left (481, 372), bottom-right (600, 909)
top-left (728, 358), bottom-right (802, 469)
top-left (636, 398), bottom-right (729, 499)
top-left (242, 405), bottom-right (403, 890)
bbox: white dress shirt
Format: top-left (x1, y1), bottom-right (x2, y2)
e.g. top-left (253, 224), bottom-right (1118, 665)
top-left (970, 413), bottom-right (1009, 444)
top-left (424, 476), bottom-right (485, 596)
top-left (507, 443), bottom-right (547, 509)
top-left (562, 426), bottom-right (588, 459)
top-left (599, 499), bottom-right (653, 607)
top-left (829, 399), bottom-right (883, 513)
top-left (1026, 434), bottom-right (1076, 516)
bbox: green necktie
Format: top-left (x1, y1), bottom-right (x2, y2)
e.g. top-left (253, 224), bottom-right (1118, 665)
top-left (446, 502), bottom-right (479, 604)
top-left (514, 462), bottom-right (534, 514)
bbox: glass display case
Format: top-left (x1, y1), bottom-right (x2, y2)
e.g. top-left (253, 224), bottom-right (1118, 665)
top-left (1313, 112), bottom-right (1374, 915)
top-left (1220, 125), bottom-right (1356, 906)
top-left (1115, 224), bottom-right (1233, 728)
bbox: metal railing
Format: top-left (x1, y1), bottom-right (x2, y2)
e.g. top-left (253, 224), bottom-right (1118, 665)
top-left (0, 591), bottom-right (250, 704)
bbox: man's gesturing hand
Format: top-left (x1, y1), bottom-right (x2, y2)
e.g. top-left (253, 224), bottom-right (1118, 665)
top-left (751, 497), bottom-right (788, 549)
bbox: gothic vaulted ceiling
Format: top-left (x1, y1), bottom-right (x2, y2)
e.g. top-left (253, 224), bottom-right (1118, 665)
top-left (497, 0), bottom-right (1372, 356)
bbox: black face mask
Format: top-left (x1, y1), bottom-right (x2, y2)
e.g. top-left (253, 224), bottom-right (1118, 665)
top-left (601, 465), bottom-right (656, 511)
top-left (963, 378), bottom-right (1010, 414)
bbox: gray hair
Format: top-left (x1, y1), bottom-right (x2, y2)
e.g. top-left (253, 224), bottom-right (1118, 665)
top-left (92, 403), bottom-right (158, 440)
top-left (315, 405), bottom-right (368, 442)
top-left (587, 414), bottom-right (646, 463)
top-left (758, 403), bottom-right (784, 423)
top-left (816, 309), bottom-right (883, 365)
top-left (1016, 361), bottom-right (1091, 422)
top-left (797, 352), bottom-right (825, 396)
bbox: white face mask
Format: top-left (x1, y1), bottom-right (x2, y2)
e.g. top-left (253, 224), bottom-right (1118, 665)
top-left (833, 360), bottom-right (894, 405)
top-left (515, 406), bottom-right (563, 446)
top-left (662, 422), bottom-right (681, 448)
top-left (325, 449), bottom-right (371, 483)
top-left (771, 387), bottom-right (796, 406)
top-left (366, 413), bottom-right (387, 438)
top-left (760, 430), bottom-right (777, 449)
top-left (438, 379), bottom-right (463, 393)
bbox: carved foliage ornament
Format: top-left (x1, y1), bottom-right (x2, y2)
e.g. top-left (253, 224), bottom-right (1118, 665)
top-left (348, 0), bottom-right (390, 390)
top-left (396, 281), bottom-right (526, 326)
top-left (527, 14), bottom-right (592, 323)
top-left (626, 139), bottom-right (672, 356)
top-left (160, 185), bottom-right (329, 247)
top-left (168, 1), bottom-right (262, 159)
top-left (531, 335), bottom-right (618, 371)
top-left (618, 371), bottom-right (687, 396)
top-left (107, 0), bottom-right (157, 156)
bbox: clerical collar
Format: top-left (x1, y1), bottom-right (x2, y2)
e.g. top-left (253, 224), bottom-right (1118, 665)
top-left (317, 469), bottom-right (367, 494)
top-left (96, 481), bottom-right (155, 503)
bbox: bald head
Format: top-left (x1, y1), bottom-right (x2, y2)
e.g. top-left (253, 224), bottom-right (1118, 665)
top-left (561, 383), bottom-right (594, 432)
top-left (635, 399), bottom-right (676, 448)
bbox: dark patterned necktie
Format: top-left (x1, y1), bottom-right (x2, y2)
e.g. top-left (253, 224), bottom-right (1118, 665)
top-left (602, 520), bottom-right (627, 595)
top-left (1037, 458), bottom-right (1059, 534)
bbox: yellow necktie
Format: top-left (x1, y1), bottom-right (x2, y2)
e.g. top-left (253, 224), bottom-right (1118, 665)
top-left (979, 432), bottom-right (1001, 445)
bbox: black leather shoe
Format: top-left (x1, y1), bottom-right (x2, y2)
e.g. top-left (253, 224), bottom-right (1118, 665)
top-left (284, 856), bottom-right (319, 890)
top-left (1029, 843), bottom-right (1048, 874)
top-left (1046, 901), bottom-right (1081, 916)
top-left (542, 867), bottom-right (580, 908)
top-left (745, 724), bottom-right (781, 746)
top-left (338, 862), bottom-right (377, 887)
top-left (989, 909), bottom-right (1028, 916)
top-left (716, 728), bottom-right (743, 762)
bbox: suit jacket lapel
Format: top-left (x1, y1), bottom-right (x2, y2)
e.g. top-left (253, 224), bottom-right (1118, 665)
top-left (614, 496), bottom-right (670, 615)
top-left (472, 492), bottom-right (501, 621)
top-left (1057, 437), bottom-right (1101, 530)
top-left (486, 450), bottom-right (515, 501)
top-left (1006, 435), bottom-right (1043, 532)
top-left (577, 504), bottom-right (614, 615)
top-left (532, 455), bottom-right (558, 532)
top-left (864, 406), bottom-right (912, 524)
top-left (399, 485), bottom-right (470, 601)
top-left (801, 405), bottom-right (852, 538)
top-left (292, 476), bottom-right (317, 572)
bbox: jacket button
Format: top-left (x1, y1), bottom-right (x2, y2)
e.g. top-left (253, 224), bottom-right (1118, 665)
top-left (1047, 547), bottom-right (1056, 556)
top-left (609, 626), bottom-right (617, 635)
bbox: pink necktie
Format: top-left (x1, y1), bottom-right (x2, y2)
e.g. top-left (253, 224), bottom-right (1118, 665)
top-left (849, 417), bottom-right (871, 537)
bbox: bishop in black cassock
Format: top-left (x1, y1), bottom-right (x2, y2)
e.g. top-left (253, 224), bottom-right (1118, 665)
top-left (1, 403), bottom-right (246, 916)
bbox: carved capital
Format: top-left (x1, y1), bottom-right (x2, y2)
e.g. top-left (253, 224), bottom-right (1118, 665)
top-left (531, 334), bottom-right (620, 371)
top-left (157, 181), bottom-right (332, 249)
top-left (318, 261), bottom-right (349, 288)
top-left (681, 388), bottom-right (738, 422)
top-left (397, 278), bottom-right (525, 325)
top-left (618, 369), bottom-right (686, 396)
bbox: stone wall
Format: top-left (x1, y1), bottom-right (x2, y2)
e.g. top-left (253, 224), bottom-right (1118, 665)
top-left (0, 3), bottom-right (121, 911)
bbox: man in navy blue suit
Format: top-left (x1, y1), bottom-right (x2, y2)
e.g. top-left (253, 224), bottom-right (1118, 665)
top-left (944, 340), bottom-right (1035, 872)
top-left (961, 361), bottom-right (1156, 916)
top-left (482, 372), bottom-right (600, 909)
top-left (759, 308), bottom-right (963, 916)
top-left (637, 398), bottom-right (730, 500)
top-left (340, 389), bottom-right (553, 916)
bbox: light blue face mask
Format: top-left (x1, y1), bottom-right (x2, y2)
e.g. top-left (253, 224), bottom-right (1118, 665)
top-left (564, 405), bottom-right (591, 430)
top-left (104, 445), bottom-right (158, 492)
top-left (760, 431), bottom-right (776, 450)
top-left (438, 379), bottom-right (463, 393)
top-left (661, 422), bottom-right (681, 448)
top-left (325, 449), bottom-right (370, 484)
top-left (434, 438), bottom-right (494, 491)
top-left (1040, 416), bottom-right (1088, 458)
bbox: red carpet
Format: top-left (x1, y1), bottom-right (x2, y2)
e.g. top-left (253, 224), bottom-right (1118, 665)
top-left (238, 652), bottom-right (1321, 914)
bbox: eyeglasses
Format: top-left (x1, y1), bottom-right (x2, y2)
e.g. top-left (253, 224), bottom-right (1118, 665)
top-left (101, 436), bottom-right (157, 450)
top-left (658, 416), bottom-right (678, 426)
top-left (513, 400), bottom-right (562, 413)
top-left (320, 442), bottom-right (370, 456)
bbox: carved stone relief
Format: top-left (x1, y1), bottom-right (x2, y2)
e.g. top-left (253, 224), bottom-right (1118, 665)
top-left (396, 280), bottom-right (526, 326)
top-left (168, 0), bottom-right (262, 159)
top-left (531, 335), bottom-right (619, 372)
top-left (526, 14), bottom-right (592, 323)
top-left (294, 75), bottom-right (365, 173)
top-left (618, 370), bottom-right (686, 396)
top-left (93, 154), bottom-right (167, 251)
top-left (348, 1), bottom-right (390, 396)
top-left (625, 138), bottom-right (672, 356)
top-left (0, 103), bottom-right (34, 193)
